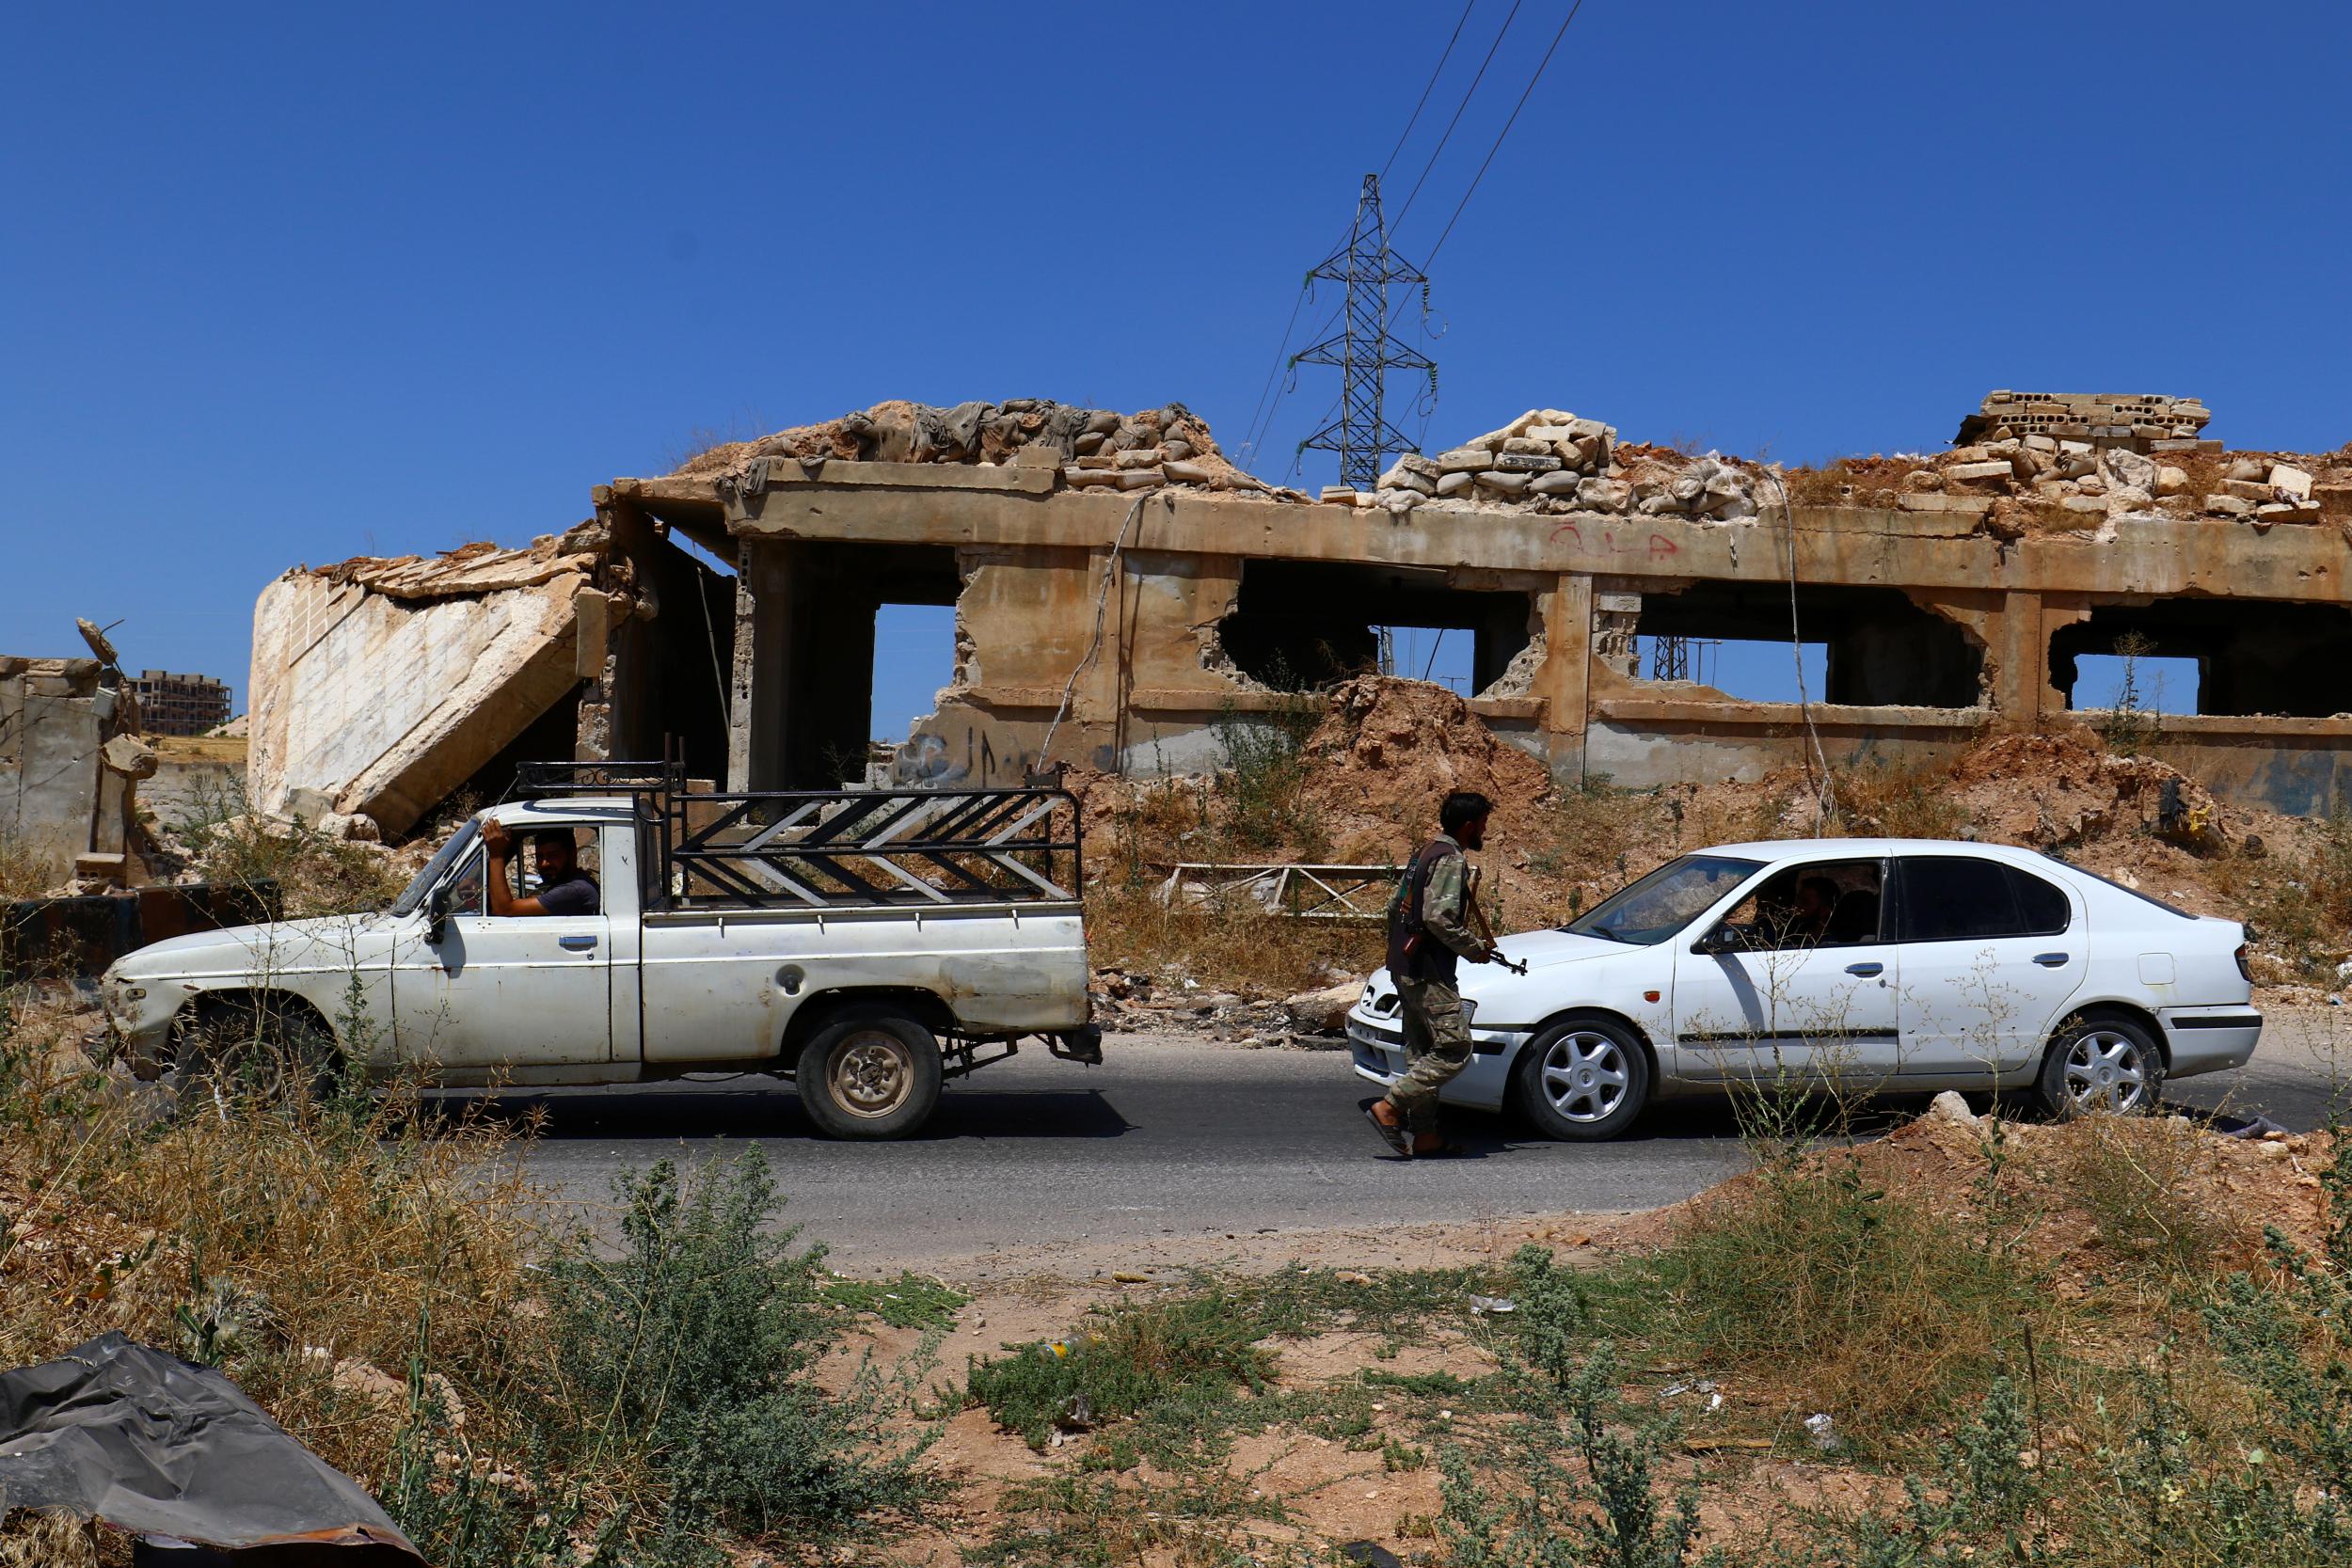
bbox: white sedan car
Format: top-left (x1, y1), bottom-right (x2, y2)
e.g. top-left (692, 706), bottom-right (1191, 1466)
top-left (1348, 838), bottom-right (2260, 1140)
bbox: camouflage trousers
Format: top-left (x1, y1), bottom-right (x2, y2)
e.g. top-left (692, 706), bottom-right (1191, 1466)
top-left (1383, 976), bottom-right (1471, 1135)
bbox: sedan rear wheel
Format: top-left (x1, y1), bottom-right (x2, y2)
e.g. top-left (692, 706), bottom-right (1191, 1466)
top-left (1516, 1016), bottom-right (1651, 1142)
top-left (2036, 1013), bottom-right (2165, 1118)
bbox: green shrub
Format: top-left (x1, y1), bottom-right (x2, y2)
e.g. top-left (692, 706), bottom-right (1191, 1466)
top-left (531, 1150), bottom-right (938, 1548)
top-left (1208, 692), bottom-right (1326, 856)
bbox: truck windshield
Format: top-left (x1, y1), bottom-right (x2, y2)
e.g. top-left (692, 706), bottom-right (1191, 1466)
top-left (389, 819), bottom-right (481, 916)
top-left (1565, 853), bottom-right (1762, 945)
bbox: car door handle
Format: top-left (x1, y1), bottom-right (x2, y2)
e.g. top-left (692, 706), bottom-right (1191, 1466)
top-left (1845, 961), bottom-right (1883, 977)
top-left (2032, 952), bottom-right (2069, 968)
top-left (559, 935), bottom-right (598, 951)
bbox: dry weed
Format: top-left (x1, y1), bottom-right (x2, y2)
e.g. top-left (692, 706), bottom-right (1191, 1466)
top-left (1086, 878), bottom-right (1377, 996)
top-left (0, 830), bottom-right (56, 900)
top-left (0, 992), bottom-right (548, 1490)
top-left (2054, 1112), bottom-right (2245, 1278)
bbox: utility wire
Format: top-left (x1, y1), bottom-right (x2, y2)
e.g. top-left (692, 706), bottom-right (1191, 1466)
top-left (1236, 278), bottom-right (1312, 466)
top-left (1416, 0), bottom-right (1588, 269)
top-left (1244, 293), bottom-right (1347, 468)
top-left (1764, 468), bottom-right (1837, 823)
top-left (1391, 0), bottom-right (1523, 234)
top-left (1379, 0), bottom-right (1481, 182)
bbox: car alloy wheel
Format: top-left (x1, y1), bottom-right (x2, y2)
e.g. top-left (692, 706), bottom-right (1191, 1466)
top-left (1537, 1030), bottom-right (1630, 1124)
top-left (2059, 1026), bottom-right (2153, 1113)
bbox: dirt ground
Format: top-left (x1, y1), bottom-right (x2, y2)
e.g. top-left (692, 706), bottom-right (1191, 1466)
top-left (821, 1101), bottom-right (2340, 1566)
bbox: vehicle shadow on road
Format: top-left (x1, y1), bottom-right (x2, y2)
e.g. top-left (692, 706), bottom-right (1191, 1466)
top-left (434, 1081), bottom-right (1139, 1143)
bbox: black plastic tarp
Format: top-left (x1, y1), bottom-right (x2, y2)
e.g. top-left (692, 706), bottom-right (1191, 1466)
top-left (0, 1333), bottom-right (424, 1563)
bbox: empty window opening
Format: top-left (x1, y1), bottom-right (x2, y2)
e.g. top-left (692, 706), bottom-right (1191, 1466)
top-left (764, 542), bottom-right (961, 787)
top-left (872, 603), bottom-right (959, 747)
top-left (1635, 583), bottom-right (1981, 708)
top-left (1634, 635), bottom-right (1826, 704)
top-left (2064, 653), bottom-right (2200, 715)
top-left (2050, 601), bottom-right (2352, 719)
top-left (1377, 626), bottom-right (1476, 695)
top-left (1220, 562), bottom-right (1534, 695)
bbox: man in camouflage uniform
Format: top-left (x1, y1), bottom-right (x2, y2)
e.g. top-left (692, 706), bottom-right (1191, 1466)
top-left (1366, 790), bottom-right (1500, 1159)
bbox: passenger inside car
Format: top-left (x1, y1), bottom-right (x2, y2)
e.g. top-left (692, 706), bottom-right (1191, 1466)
top-left (1728, 861), bottom-right (1885, 948)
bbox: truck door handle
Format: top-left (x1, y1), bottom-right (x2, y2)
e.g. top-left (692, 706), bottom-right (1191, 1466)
top-left (559, 935), bottom-right (598, 951)
top-left (2032, 952), bottom-right (2069, 968)
top-left (1845, 962), bottom-right (1883, 977)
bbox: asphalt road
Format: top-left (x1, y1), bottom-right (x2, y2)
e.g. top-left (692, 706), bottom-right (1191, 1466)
top-left (474, 1012), bottom-right (2352, 1271)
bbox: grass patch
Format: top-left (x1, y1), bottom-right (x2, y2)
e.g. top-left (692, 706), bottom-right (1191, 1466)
top-left (976, 1469), bottom-right (1288, 1568)
top-left (1826, 754), bottom-right (1971, 839)
top-left (966, 1264), bottom-right (1502, 1460)
top-left (823, 1269), bottom-right (968, 1329)
top-left (966, 1288), bottom-right (1280, 1455)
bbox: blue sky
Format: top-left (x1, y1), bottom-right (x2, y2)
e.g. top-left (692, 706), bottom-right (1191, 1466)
top-left (6, 2), bottom-right (2345, 733)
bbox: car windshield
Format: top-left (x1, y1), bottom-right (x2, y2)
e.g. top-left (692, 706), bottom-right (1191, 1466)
top-left (1565, 853), bottom-right (1763, 945)
top-left (389, 819), bottom-right (481, 916)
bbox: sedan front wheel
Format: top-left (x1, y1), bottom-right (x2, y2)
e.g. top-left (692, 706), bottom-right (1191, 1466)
top-left (1515, 1016), bottom-right (1651, 1142)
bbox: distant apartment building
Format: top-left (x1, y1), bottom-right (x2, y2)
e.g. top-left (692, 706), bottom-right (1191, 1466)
top-left (130, 669), bottom-right (232, 736)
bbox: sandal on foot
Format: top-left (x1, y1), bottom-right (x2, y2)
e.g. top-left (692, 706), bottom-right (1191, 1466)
top-left (1362, 1104), bottom-right (1411, 1157)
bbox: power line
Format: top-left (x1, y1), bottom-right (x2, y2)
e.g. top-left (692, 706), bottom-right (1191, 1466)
top-left (1379, 0), bottom-right (1481, 182)
top-left (1390, 0), bottom-right (1523, 233)
top-left (1416, 0), bottom-right (1588, 268)
top-left (1236, 277), bottom-right (1312, 465)
top-left (1243, 292), bottom-right (1344, 465)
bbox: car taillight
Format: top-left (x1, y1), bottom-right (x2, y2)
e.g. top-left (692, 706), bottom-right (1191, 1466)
top-left (2234, 942), bottom-right (2253, 983)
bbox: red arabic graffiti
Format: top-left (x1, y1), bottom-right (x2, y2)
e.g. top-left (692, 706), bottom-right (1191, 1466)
top-left (1548, 522), bottom-right (1678, 558)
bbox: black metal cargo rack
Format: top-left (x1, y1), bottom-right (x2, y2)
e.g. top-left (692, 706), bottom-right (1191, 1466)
top-left (514, 758), bottom-right (1084, 911)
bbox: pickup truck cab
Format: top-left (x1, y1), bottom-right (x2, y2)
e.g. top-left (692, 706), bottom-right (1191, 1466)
top-left (101, 769), bottom-right (1100, 1137)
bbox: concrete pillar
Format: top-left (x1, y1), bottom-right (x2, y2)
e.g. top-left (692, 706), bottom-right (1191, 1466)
top-left (1994, 589), bottom-right (2046, 727)
top-left (1538, 574), bottom-right (1594, 780)
top-left (728, 540), bottom-right (790, 790)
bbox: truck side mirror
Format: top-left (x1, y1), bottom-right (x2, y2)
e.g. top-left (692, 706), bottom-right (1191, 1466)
top-left (426, 885), bottom-right (453, 945)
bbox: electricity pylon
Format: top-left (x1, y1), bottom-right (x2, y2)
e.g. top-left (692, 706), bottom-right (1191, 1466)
top-left (1296, 174), bottom-right (1435, 491)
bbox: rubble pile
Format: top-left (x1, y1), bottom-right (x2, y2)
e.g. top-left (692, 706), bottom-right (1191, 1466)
top-left (1371, 408), bottom-right (1768, 522)
top-left (1298, 676), bottom-right (1556, 861)
top-left (1955, 390), bottom-right (2213, 451)
top-left (1898, 439), bottom-right (2338, 529)
top-left (673, 398), bottom-right (1285, 497)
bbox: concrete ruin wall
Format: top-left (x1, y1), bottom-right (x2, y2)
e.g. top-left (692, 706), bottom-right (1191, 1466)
top-left (2, 657), bottom-right (143, 884)
top-left (585, 393), bottom-right (2352, 819)
top-left (248, 539), bottom-right (597, 835)
top-left (248, 516), bottom-right (739, 838)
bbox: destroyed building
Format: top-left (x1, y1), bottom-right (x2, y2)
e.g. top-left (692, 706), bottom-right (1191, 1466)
top-left (249, 392), bottom-right (2352, 839)
top-left (126, 669), bottom-right (232, 737)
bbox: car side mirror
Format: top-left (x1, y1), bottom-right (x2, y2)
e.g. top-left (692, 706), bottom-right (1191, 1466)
top-left (426, 884), bottom-right (453, 944)
top-left (1692, 922), bottom-right (1738, 956)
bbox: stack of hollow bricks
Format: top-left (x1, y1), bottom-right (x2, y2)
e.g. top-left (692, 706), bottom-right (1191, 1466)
top-left (1961, 391), bottom-right (2217, 453)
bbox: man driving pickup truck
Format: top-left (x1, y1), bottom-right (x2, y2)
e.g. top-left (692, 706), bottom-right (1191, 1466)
top-left (482, 819), bottom-right (599, 916)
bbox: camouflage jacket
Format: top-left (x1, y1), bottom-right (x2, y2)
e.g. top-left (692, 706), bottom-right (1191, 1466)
top-left (1387, 834), bottom-right (1485, 982)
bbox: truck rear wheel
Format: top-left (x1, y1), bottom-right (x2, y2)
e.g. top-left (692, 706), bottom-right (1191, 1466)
top-left (796, 1009), bottom-right (943, 1140)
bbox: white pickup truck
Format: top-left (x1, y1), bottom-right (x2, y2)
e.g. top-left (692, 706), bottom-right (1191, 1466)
top-left (99, 765), bottom-right (1101, 1137)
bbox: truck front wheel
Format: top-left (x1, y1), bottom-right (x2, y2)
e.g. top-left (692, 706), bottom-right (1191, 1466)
top-left (796, 1009), bottom-right (944, 1139)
